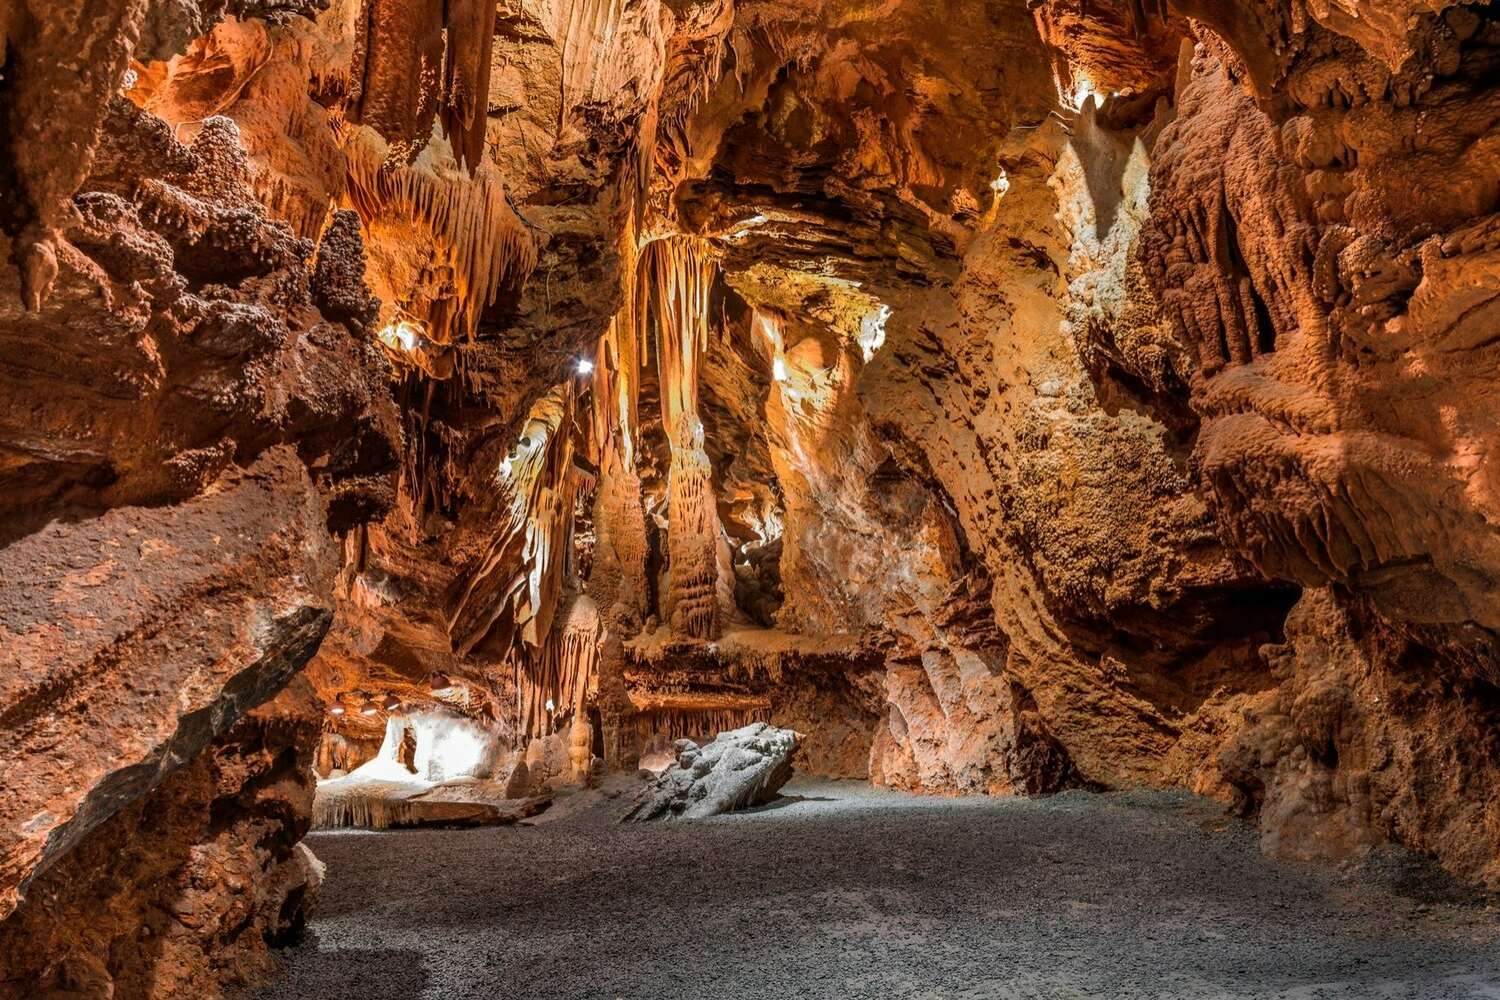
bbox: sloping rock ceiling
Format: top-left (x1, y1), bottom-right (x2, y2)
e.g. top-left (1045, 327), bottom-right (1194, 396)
top-left (2, 0), bottom-right (1498, 994)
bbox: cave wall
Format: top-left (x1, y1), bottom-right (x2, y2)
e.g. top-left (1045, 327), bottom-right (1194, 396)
top-left (0, 3), bottom-right (398, 995)
top-left (1140, 6), bottom-right (1500, 887)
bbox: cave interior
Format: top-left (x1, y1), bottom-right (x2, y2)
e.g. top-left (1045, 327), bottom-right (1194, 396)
top-left (2, 0), bottom-right (1500, 997)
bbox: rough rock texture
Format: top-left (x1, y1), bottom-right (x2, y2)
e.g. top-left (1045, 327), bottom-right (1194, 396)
top-left (1223, 589), bottom-right (1500, 887)
top-left (624, 723), bottom-right (799, 821)
top-left (0, 3), bottom-right (397, 995)
top-left (0, 681), bottom-right (326, 999)
top-left (0, 451), bottom-right (335, 918)
top-left (7, 0), bottom-right (1500, 991)
top-left (1137, 4), bottom-right (1500, 884)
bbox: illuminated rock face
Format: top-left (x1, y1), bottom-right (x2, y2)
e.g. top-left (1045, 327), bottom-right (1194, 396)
top-left (4, 0), bottom-right (1500, 993)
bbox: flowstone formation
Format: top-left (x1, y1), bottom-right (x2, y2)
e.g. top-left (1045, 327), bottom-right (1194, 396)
top-left (3, 0), bottom-right (1500, 995)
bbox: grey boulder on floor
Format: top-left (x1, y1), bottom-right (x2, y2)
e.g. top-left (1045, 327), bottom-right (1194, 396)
top-left (624, 722), bottom-right (800, 821)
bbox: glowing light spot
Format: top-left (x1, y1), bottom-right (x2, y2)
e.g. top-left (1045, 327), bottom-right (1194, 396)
top-left (773, 357), bottom-right (788, 382)
top-left (377, 319), bottom-right (426, 353)
top-left (499, 455), bottom-right (513, 478)
top-left (328, 704), bottom-right (346, 716)
top-left (1069, 74), bottom-right (1097, 111)
top-left (576, 358), bottom-right (595, 376)
top-left (858, 304), bottom-right (891, 362)
top-left (545, 698), bottom-right (556, 713)
top-left (990, 169), bottom-right (1010, 198)
top-left (360, 704), bottom-right (379, 716)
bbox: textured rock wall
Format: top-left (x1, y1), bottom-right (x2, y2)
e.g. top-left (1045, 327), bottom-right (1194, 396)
top-left (1137, 3), bottom-right (1500, 885)
top-left (0, 683), bottom-right (325, 998)
top-left (0, 3), bottom-right (397, 994)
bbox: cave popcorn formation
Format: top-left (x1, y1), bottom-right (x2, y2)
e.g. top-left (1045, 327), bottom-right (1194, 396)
top-left (1, 0), bottom-right (1499, 997)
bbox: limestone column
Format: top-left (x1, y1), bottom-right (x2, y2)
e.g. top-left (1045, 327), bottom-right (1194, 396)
top-left (638, 235), bottom-right (721, 640)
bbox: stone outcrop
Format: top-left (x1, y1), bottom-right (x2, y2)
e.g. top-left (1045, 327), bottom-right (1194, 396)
top-left (1223, 590), bottom-right (1500, 888)
top-left (0, 681), bottom-right (327, 999)
top-left (0, 3), bottom-right (397, 995)
top-left (624, 723), bottom-right (800, 821)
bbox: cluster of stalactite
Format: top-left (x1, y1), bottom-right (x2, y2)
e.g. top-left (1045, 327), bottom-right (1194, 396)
top-left (448, 384), bottom-right (583, 657)
top-left (628, 705), bottom-right (771, 746)
top-left (313, 731), bottom-right (384, 776)
top-left (638, 235), bottom-right (724, 639)
top-left (343, 126), bottom-right (537, 347)
top-left (511, 594), bottom-right (603, 739)
top-left (312, 781), bottom-right (426, 830)
top-left (349, 0), bottom-right (497, 170)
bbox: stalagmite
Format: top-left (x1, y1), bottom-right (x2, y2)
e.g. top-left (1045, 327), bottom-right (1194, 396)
top-left (569, 716), bottom-right (593, 782)
top-left (589, 224), bottom-right (651, 765)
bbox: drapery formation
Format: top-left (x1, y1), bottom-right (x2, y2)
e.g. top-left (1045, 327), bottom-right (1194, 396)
top-left (343, 126), bottom-right (537, 344)
top-left (514, 593), bottom-right (602, 739)
top-left (350, 0), bottom-right (497, 170)
top-left (448, 385), bottom-right (580, 659)
top-left (638, 235), bottom-right (723, 639)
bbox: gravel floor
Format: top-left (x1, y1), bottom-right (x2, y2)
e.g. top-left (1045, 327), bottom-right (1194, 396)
top-left (254, 779), bottom-right (1500, 1000)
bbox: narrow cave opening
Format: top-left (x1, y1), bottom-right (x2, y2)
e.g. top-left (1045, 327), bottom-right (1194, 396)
top-left (4, 2), bottom-right (1500, 999)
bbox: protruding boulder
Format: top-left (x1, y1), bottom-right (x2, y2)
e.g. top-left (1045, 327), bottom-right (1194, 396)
top-left (624, 724), bottom-right (800, 821)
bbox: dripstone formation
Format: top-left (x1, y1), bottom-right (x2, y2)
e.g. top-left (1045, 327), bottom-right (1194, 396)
top-left (2, 0), bottom-right (1498, 995)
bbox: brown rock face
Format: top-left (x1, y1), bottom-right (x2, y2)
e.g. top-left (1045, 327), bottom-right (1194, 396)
top-left (1138, 3), bottom-right (1500, 885)
top-left (1223, 589), bottom-right (1500, 886)
top-left (0, 683), bottom-right (325, 998)
top-left (0, 450), bottom-right (335, 919)
top-left (1, 2), bottom-right (397, 995)
top-left (5, 0), bottom-right (1500, 993)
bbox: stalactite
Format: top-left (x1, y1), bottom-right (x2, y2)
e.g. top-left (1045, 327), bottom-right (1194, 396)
top-left (348, 0), bottom-right (500, 168)
top-left (441, 0), bottom-right (499, 172)
top-left (448, 385), bottom-right (580, 661)
top-left (628, 706), bottom-right (770, 746)
top-left (342, 125), bottom-right (537, 344)
top-left (650, 4), bottom-right (736, 187)
top-left (556, 0), bottom-right (629, 130)
top-left (348, 0), bottom-right (445, 158)
top-left (591, 217), bottom-right (642, 476)
top-left (513, 594), bottom-right (603, 739)
top-left (637, 236), bottom-right (723, 640)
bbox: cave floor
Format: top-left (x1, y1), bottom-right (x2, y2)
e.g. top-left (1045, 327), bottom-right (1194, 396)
top-left (255, 779), bottom-right (1500, 1000)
